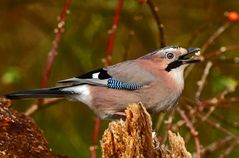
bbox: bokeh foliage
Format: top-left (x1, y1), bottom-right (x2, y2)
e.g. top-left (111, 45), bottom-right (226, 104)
top-left (0, 0), bottom-right (239, 157)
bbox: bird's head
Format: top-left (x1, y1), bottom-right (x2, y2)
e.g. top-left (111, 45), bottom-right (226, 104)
top-left (140, 46), bottom-right (201, 90)
top-left (143, 46), bottom-right (201, 72)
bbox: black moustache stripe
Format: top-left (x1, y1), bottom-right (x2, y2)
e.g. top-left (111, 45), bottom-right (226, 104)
top-left (165, 60), bottom-right (183, 72)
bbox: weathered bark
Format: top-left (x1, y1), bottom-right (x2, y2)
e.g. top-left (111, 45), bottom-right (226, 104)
top-left (101, 103), bottom-right (191, 158)
top-left (0, 98), bottom-right (66, 158)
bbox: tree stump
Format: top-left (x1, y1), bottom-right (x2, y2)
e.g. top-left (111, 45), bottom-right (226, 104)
top-left (0, 98), bottom-right (66, 158)
top-left (101, 103), bottom-right (191, 158)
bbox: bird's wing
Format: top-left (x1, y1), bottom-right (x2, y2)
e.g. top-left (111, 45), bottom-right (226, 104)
top-left (105, 60), bottom-right (155, 84)
top-left (58, 60), bottom-right (155, 89)
top-left (57, 68), bottom-right (110, 86)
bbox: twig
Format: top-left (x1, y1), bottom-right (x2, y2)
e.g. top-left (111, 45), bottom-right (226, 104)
top-left (155, 113), bottom-right (166, 133)
top-left (185, 21), bottom-right (232, 78)
top-left (212, 112), bottom-right (239, 128)
top-left (212, 96), bottom-right (239, 106)
top-left (218, 142), bottom-right (238, 158)
top-left (200, 105), bottom-right (216, 122)
top-left (183, 102), bottom-right (239, 156)
top-left (41, 0), bottom-right (71, 88)
top-left (196, 112), bottom-right (239, 143)
top-left (146, 0), bottom-right (166, 47)
top-left (24, 0), bottom-right (72, 115)
top-left (182, 102), bottom-right (239, 156)
top-left (160, 110), bottom-right (176, 144)
top-left (187, 23), bottom-right (212, 47)
top-left (195, 61), bottom-right (213, 103)
top-left (212, 57), bottom-right (239, 64)
top-left (199, 95), bottom-right (239, 111)
top-left (25, 98), bottom-right (62, 116)
top-left (204, 44), bottom-right (239, 59)
top-left (197, 81), bottom-right (238, 111)
top-left (176, 107), bottom-right (201, 158)
top-left (201, 136), bottom-right (233, 155)
top-left (201, 21), bottom-right (232, 53)
top-left (104, 0), bottom-right (123, 67)
top-left (89, 117), bottom-right (100, 158)
top-left (182, 94), bottom-right (239, 115)
top-left (199, 102), bottom-right (239, 113)
top-left (91, 0), bottom-right (123, 158)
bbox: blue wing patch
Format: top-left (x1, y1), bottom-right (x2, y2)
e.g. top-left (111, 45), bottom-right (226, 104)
top-left (107, 78), bottom-right (143, 90)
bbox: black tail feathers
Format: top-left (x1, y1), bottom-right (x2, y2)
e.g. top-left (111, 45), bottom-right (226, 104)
top-left (5, 87), bottom-right (72, 100)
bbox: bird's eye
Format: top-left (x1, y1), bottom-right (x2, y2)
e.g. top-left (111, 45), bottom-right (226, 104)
top-left (166, 52), bottom-right (174, 59)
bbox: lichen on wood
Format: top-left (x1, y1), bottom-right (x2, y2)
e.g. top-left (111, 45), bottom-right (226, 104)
top-left (101, 103), bottom-right (192, 158)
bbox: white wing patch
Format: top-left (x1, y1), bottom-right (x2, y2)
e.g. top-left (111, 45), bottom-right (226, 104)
top-left (92, 72), bottom-right (100, 79)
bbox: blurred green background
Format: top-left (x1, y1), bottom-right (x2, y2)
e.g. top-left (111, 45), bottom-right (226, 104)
top-left (0, 0), bottom-right (239, 157)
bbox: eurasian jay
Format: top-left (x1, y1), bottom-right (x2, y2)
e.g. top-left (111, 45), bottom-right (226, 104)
top-left (5, 46), bottom-right (200, 119)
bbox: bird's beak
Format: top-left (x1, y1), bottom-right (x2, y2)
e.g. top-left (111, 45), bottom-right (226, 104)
top-left (178, 48), bottom-right (201, 64)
